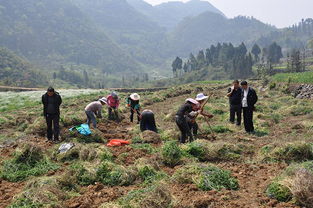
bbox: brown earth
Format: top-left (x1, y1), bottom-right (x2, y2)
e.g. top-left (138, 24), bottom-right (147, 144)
top-left (0, 84), bottom-right (310, 208)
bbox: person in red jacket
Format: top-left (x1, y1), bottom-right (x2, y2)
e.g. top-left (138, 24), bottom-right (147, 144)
top-left (107, 92), bottom-right (120, 121)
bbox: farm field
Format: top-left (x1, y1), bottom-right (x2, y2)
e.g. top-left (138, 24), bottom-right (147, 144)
top-left (0, 81), bottom-right (313, 208)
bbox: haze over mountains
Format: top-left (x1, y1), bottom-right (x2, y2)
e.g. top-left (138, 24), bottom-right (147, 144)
top-left (0, 0), bottom-right (312, 87)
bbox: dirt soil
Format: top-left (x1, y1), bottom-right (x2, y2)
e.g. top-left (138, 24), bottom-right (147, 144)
top-left (0, 84), bottom-right (308, 208)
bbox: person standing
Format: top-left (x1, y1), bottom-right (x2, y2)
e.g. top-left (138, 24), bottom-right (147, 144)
top-left (42, 87), bottom-right (62, 142)
top-left (127, 93), bottom-right (141, 123)
top-left (176, 98), bottom-right (199, 143)
top-left (85, 97), bottom-right (107, 128)
top-left (241, 81), bottom-right (258, 133)
top-left (227, 80), bottom-right (242, 126)
top-left (140, 109), bottom-right (157, 133)
top-left (107, 92), bottom-right (120, 121)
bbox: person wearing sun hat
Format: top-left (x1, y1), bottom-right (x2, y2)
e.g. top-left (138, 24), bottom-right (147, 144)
top-left (85, 97), bottom-right (107, 128)
top-left (126, 93), bottom-right (141, 123)
top-left (186, 93), bottom-right (214, 138)
top-left (175, 98), bottom-right (199, 143)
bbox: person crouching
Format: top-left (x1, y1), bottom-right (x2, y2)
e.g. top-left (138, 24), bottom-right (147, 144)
top-left (175, 98), bottom-right (199, 143)
top-left (85, 97), bottom-right (107, 128)
top-left (107, 92), bottom-right (120, 121)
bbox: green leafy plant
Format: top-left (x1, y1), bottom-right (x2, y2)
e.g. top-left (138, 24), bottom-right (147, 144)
top-left (266, 182), bottom-right (292, 202)
top-left (161, 141), bottom-right (182, 167)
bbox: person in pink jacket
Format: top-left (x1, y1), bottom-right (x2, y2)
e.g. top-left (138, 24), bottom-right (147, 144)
top-left (107, 92), bottom-right (120, 121)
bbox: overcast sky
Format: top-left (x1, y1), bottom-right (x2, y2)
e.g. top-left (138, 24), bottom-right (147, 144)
top-left (144, 0), bottom-right (313, 28)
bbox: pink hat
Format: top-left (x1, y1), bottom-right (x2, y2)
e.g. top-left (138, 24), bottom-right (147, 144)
top-left (185, 98), bottom-right (199, 105)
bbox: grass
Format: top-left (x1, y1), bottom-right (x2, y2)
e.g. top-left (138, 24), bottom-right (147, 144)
top-left (272, 71), bottom-right (313, 84)
top-left (0, 145), bottom-right (59, 182)
top-left (161, 141), bottom-right (183, 167)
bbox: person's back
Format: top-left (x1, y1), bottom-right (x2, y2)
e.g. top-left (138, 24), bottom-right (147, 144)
top-left (140, 110), bottom-right (157, 133)
top-left (85, 101), bottom-right (102, 113)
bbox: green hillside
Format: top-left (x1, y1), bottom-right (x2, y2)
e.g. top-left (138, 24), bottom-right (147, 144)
top-left (0, 0), bottom-right (140, 74)
top-left (0, 47), bottom-right (46, 87)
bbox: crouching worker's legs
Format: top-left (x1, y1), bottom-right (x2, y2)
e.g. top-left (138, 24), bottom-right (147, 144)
top-left (86, 110), bottom-right (97, 128)
top-left (176, 116), bottom-right (192, 143)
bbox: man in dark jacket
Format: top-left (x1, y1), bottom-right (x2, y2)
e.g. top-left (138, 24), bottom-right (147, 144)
top-left (227, 80), bottom-right (242, 125)
top-left (140, 109), bottom-right (157, 133)
top-left (240, 81), bottom-right (258, 133)
top-left (42, 87), bottom-right (62, 142)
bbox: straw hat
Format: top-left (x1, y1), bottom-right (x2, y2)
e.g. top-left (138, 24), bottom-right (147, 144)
top-left (185, 98), bottom-right (199, 105)
top-left (130, 93), bottom-right (140, 101)
top-left (196, 93), bottom-right (209, 101)
top-left (99, 97), bottom-right (107, 104)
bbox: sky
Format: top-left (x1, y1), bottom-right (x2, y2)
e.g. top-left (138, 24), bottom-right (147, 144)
top-left (144, 0), bottom-right (313, 28)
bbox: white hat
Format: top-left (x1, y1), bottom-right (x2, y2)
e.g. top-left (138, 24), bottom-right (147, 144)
top-left (130, 93), bottom-right (140, 101)
top-left (185, 98), bottom-right (199, 105)
top-left (196, 93), bottom-right (209, 101)
top-left (99, 97), bottom-right (107, 104)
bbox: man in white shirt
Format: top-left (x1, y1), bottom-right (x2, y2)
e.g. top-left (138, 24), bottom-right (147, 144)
top-left (241, 81), bottom-right (258, 133)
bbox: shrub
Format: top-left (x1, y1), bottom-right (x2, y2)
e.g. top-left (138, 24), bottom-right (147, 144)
top-left (96, 162), bottom-right (137, 186)
top-left (115, 183), bottom-right (173, 208)
top-left (172, 164), bottom-right (239, 191)
top-left (290, 106), bottom-right (313, 116)
top-left (260, 142), bottom-right (313, 163)
top-left (161, 141), bottom-right (182, 167)
top-left (73, 164), bottom-right (97, 186)
top-left (197, 166), bottom-right (239, 191)
top-left (266, 182), bottom-right (292, 202)
top-left (0, 145), bottom-right (58, 182)
top-left (184, 140), bottom-right (242, 162)
top-left (9, 177), bottom-right (68, 208)
top-left (290, 168), bottom-right (313, 207)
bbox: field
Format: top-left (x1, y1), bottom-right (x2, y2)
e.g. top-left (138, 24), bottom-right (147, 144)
top-left (272, 71), bottom-right (313, 84)
top-left (0, 81), bottom-right (313, 208)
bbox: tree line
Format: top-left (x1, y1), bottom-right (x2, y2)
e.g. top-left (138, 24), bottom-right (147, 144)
top-left (172, 42), bottom-right (284, 79)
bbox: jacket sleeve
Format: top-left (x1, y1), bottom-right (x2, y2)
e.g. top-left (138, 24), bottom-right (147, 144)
top-left (252, 89), bottom-right (258, 105)
top-left (42, 94), bottom-right (45, 105)
top-left (59, 95), bottom-right (62, 106)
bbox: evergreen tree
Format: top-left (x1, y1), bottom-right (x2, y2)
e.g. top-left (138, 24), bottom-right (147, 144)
top-left (251, 43), bottom-right (261, 62)
top-left (267, 42), bottom-right (283, 63)
top-left (197, 50), bottom-right (206, 68)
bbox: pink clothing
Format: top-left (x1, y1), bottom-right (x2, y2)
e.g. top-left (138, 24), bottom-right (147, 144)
top-left (107, 95), bottom-right (119, 108)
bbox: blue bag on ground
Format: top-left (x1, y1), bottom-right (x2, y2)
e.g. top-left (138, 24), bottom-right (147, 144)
top-left (69, 123), bottom-right (92, 136)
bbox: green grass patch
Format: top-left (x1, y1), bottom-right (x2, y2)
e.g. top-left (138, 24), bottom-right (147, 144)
top-left (161, 141), bottom-right (183, 167)
top-left (272, 71), bottom-right (313, 84)
top-left (0, 145), bottom-right (59, 182)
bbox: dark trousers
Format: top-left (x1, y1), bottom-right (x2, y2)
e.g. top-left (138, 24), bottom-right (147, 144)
top-left (176, 116), bottom-right (193, 143)
top-left (243, 107), bottom-right (254, 133)
top-left (188, 121), bottom-right (198, 136)
top-left (230, 104), bottom-right (242, 125)
top-left (130, 108), bottom-right (140, 123)
top-left (45, 114), bottom-right (60, 140)
top-left (108, 107), bottom-right (119, 121)
top-left (140, 111), bottom-right (157, 132)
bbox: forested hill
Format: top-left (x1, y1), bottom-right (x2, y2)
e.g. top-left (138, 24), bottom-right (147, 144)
top-left (168, 13), bottom-right (276, 56)
top-left (0, 0), bottom-right (139, 73)
top-left (0, 47), bottom-right (47, 87)
top-left (71, 0), bottom-right (168, 65)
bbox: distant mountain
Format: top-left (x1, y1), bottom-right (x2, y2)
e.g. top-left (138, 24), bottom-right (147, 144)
top-left (128, 0), bottom-right (225, 30)
top-left (0, 47), bottom-right (46, 87)
top-left (168, 12), bottom-right (277, 55)
top-left (0, 0), bottom-right (139, 74)
top-left (72, 0), bottom-right (168, 65)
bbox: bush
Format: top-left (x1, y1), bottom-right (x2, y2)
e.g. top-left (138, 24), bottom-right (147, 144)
top-left (161, 141), bottom-right (182, 167)
top-left (96, 162), bottom-right (137, 186)
top-left (0, 145), bottom-right (59, 182)
top-left (260, 142), bottom-right (313, 163)
top-left (197, 166), bottom-right (239, 191)
top-left (172, 164), bottom-right (239, 191)
top-left (184, 140), bottom-right (242, 162)
top-left (267, 182), bottom-right (292, 202)
top-left (290, 168), bottom-right (313, 207)
top-left (114, 183), bottom-right (173, 208)
top-left (9, 177), bottom-right (68, 208)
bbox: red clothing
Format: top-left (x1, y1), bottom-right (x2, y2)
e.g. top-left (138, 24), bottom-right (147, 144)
top-left (107, 95), bottom-right (119, 108)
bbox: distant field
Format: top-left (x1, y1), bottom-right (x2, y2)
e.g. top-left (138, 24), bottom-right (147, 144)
top-left (272, 71), bottom-right (313, 84)
top-left (0, 89), bottom-right (105, 112)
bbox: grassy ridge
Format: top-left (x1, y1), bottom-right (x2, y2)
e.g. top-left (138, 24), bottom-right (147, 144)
top-left (272, 71), bottom-right (313, 84)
